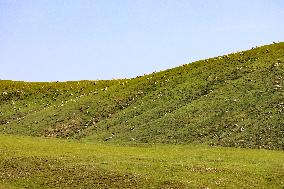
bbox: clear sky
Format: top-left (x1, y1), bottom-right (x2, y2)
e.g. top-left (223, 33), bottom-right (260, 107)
top-left (0, 0), bottom-right (283, 81)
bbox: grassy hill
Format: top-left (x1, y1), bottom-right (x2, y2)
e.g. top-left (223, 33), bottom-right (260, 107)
top-left (0, 43), bottom-right (284, 188)
top-left (0, 42), bottom-right (283, 149)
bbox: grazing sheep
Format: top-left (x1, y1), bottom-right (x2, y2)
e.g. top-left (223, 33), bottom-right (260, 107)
top-left (104, 136), bottom-right (113, 141)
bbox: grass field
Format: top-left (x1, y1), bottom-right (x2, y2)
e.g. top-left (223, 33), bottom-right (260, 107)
top-left (0, 43), bottom-right (283, 188)
top-left (0, 134), bottom-right (283, 188)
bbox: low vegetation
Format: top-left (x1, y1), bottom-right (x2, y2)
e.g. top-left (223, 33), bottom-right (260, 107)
top-left (0, 135), bottom-right (283, 188)
top-left (0, 43), bottom-right (283, 188)
top-left (1, 43), bottom-right (283, 149)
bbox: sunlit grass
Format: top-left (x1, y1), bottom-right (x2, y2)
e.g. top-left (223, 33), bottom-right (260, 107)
top-left (1, 134), bottom-right (283, 188)
top-left (1, 43), bottom-right (283, 150)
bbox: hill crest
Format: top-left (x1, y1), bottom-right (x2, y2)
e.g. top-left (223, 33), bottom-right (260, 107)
top-left (1, 42), bottom-right (283, 150)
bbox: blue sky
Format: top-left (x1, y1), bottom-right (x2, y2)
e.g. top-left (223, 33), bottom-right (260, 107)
top-left (0, 0), bottom-right (283, 81)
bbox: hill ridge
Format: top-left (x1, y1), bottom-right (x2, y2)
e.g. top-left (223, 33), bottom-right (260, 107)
top-left (1, 42), bottom-right (283, 149)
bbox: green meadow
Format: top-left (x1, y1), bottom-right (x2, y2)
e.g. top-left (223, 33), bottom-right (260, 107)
top-left (0, 135), bottom-right (283, 188)
top-left (0, 43), bottom-right (283, 188)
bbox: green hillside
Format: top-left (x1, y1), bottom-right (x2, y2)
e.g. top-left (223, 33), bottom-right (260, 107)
top-left (0, 43), bottom-right (283, 149)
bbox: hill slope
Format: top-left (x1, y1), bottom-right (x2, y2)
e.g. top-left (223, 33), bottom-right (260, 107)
top-left (0, 43), bottom-right (283, 149)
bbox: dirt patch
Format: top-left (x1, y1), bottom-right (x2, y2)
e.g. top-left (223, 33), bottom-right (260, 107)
top-left (0, 157), bottom-right (150, 188)
top-left (44, 119), bottom-right (82, 138)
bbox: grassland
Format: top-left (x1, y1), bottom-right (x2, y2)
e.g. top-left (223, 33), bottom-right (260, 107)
top-left (0, 134), bottom-right (283, 188)
top-left (0, 43), bottom-right (283, 188)
top-left (1, 43), bottom-right (283, 150)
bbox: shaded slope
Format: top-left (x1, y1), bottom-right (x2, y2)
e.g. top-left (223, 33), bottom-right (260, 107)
top-left (0, 43), bottom-right (283, 149)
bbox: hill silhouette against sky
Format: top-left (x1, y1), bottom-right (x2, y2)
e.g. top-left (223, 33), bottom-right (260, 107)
top-left (1, 42), bottom-right (283, 150)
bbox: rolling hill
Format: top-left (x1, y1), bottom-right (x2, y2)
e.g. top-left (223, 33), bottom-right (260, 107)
top-left (0, 42), bottom-right (283, 149)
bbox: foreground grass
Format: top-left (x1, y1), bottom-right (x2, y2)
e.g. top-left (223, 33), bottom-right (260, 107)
top-left (0, 135), bottom-right (283, 188)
